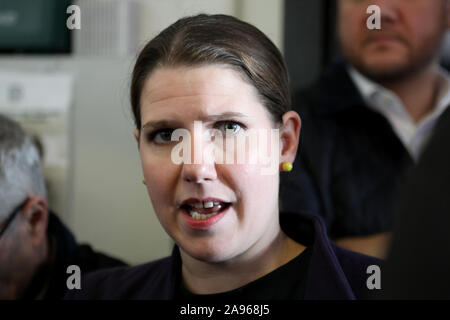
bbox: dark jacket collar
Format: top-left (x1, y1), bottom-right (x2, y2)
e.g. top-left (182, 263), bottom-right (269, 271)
top-left (299, 58), bottom-right (366, 116)
top-left (280, 211), bottom-right (356, 299)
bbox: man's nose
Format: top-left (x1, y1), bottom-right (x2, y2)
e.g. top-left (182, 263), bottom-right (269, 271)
top-left (377, 0), bottom-right (399, 24)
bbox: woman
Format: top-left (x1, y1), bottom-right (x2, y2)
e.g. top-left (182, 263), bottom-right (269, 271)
top-left (67, 14), bottom-right (380, 300)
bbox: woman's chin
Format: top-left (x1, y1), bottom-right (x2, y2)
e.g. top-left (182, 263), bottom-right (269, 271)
top-left (181, 242), bottom-right (236, 264)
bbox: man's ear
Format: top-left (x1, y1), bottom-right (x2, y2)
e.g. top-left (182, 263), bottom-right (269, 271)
top-left (279, 111), bottom-right (301, 165)
top-left (20, 196), bottom-right (48, 248)
top-left (134, 128), bottom-right (140, 149)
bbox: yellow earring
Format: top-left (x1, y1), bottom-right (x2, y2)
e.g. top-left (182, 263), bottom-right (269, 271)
top-left (142, 178), bottom-right (146, 185)
top-left (281, 161), bottom-right (293, 172)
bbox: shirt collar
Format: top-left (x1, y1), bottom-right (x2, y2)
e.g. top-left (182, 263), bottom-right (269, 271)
top-left (348, 66), bottom-right (407, 118)
top-left (432, 68), bottom-right (450, 119)
top-left (348, 66), bottom-right (450, 121)
top-left (348, 66), bottom-right (381, 102)
top-left (348, 66), bottom-right (450, 160)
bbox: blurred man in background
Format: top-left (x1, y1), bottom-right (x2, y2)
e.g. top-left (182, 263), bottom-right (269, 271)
top-left (281, 0), bottom-right (450, 258)
top-left (0, 115), bottom-right (126, 299)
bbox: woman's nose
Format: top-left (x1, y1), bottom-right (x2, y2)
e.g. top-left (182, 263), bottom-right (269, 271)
top-left (180, 123), bottom-right (219, 183)
top-left (181, 162), bottom-right (218, 184)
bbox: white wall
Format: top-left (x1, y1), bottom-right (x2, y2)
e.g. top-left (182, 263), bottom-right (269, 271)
top-left (0, 0), bottom-right (284, 265)
top-left (236, 0), bottom-right (284, 51)
top-left (137, 0), bottom-right (284, 52)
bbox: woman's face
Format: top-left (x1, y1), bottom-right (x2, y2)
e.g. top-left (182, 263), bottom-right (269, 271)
top-left (136, 65), bottom-right (285, 263)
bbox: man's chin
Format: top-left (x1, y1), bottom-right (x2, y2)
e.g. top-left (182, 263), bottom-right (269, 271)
top-left (355, 58), bottom-right (413, 83)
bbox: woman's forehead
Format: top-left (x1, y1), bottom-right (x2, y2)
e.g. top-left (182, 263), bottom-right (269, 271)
top-left (140, 65), bottom-right (264, 119)
top-left (141, 65), bottom-right (257, 104)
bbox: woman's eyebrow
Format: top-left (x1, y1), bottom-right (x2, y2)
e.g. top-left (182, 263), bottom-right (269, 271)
top-left (141, 120), bottom-right (182, 130)
top-left (201, 112), bottom-right (249, 122)
top-left (141, 112), bottom-right (249, 130)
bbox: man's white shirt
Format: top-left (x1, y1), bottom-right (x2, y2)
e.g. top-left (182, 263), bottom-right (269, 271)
top-left (349, 67), bottom-right (450, 161)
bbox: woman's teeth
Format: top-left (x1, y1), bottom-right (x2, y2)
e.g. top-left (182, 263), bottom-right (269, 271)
top-left (192, 201), bottom-right (221, 209)
top-left (189, 210), bottom-right (221, 220)
top-left (186, 201), bottom-right (226, 220)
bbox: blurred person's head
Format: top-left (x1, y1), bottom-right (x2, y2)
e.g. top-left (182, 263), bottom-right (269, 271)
top-left (0, 115), bottom-right (49, 299)
top-left (338, 0), bottom-right (450, 82)
top-left (130, 14), bottom-right (301, 270)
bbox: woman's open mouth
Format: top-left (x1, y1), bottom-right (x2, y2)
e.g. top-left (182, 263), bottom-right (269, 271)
top-left (180, 200), bottom-right (231, 229)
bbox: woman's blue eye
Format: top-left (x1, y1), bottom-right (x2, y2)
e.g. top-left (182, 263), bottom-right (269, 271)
top-left (149, 129), bottom-right (174, 144)
top-left (217, 122), bottom-right (242, 135)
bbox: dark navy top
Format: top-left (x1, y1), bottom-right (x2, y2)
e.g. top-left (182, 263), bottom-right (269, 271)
top-left (177, 247), bottom-right (311, 300)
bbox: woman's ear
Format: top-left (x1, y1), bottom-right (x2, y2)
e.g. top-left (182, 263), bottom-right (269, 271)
top-left (279, 111), bottom-right (301, 164)
top-left (134, 128), bottom-right (140, 149)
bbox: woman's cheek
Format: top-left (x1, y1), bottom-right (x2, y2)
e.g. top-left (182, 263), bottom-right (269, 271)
top-left (142, 155), bottom-right (169, 197)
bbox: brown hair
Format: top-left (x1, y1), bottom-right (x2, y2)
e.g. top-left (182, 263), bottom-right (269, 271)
top-left (130, 14), bottom-right (291, 130)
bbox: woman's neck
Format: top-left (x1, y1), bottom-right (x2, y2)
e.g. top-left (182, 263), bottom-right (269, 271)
top-left (180, 229), bottom-right (305, 295)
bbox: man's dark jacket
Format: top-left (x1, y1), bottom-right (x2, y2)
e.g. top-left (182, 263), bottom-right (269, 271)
top-left (24, 212), bottom-right (127, 299)
top-left (280, 60), bottom-right (420, 238)
top-left (382, 109), bottom-right (450, 298)
top-left (65, 212), bottom-right (381, 300)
